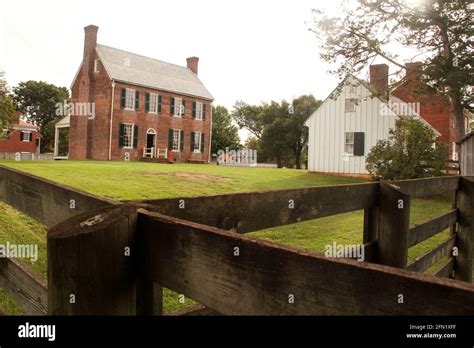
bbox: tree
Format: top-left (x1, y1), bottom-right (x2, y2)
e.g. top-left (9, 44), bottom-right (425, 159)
top-left (211, 105), bottom-right (241, 154)
top-left (12, 81), bottom-right (69, 153)
top-left (231, 100), bottom-right (266, 139)
top-left (366, 118), bottom-right (448, 180)
top-left (313, 0), bottom-right (473, 142)
top-left (0, 70), bottom-right (15, 134)
top-left (286, 95), bottom-right (320, 169)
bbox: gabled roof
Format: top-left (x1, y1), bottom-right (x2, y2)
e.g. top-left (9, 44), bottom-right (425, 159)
top-left (95, 44), bottom-right (213, 101)
top-left (305, 75), bottom-right (441, 136)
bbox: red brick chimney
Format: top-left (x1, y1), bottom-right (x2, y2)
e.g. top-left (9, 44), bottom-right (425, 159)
top-left (405, 62), bottom-right (423, 82)
top-left (369, 64), bottom-right (389, 99)
top-left (84, 25), bottom-right (98, 75)
top-left (186, 57), bottom-right (199, 75)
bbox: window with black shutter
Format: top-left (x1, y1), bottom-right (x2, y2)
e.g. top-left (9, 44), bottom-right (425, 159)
top-left (353, 132), bottom-right (365, 156)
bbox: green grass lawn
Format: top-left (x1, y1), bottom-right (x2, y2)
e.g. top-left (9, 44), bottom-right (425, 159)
top-left (0, 160), bottom-right (453, 314)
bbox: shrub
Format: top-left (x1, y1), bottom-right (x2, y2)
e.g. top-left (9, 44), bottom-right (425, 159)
top-left (366, 118), bottom-right (448, 180)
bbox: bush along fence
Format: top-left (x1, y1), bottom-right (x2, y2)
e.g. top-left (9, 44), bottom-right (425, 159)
top-left (0, 165), bottom-right (473, 315)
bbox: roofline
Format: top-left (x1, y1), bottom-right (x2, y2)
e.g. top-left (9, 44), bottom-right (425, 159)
top-left (112, 79), bottom-right (214, 101)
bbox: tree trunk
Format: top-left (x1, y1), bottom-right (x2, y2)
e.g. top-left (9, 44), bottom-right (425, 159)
top-left (451, 94), bottom-right (466, 143)
top-left (295, 148), bottom-right (302, 169)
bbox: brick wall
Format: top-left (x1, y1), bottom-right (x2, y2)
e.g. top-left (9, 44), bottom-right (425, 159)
top-left (0, 129), bottom-right (39, 153)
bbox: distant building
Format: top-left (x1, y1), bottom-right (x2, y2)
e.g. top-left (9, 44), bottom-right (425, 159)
top-left (0, 116), bottom-right (40, 155)
top-left (305, 64), bottom-right (445, 175)
top-left (63, 25), bottom-right (214, 162)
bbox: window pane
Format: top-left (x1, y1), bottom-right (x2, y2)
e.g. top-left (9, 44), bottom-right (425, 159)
top-left (173, 129), bottom-right (180, 150)
top-left (123, 124), bottom-right (133, 147)
top-left (125, 89), bottom-right (135, 109)
top-left (150, 93), bottom-right (158, 113)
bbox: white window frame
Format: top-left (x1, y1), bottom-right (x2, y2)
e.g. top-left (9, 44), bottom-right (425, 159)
top-left (94, 59), bottom-right (101, 73)
top-left (174, 98), bottom-right (184, 117)
top-left (195, 102), bottom-right (203, 120)
top-left (172, 129), bottom-right (181, 151)
top-left (149, 93), bottom-right (159, 114)
top-left (21, 131), bottom-right (31, 142)
top-left (345, 99), bottom-right (356, 113)
top-left (193, 131), bottom-right (202, 153)
top-left (125, 89), bottom-right (135, 110)
top-left (123, 123), bottom-right (134, 149)
top-left (344, 132), bottom-right (354, 155)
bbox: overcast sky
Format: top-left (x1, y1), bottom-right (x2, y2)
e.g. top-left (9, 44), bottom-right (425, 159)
top-left (1, 0), bottom-right (416, 140)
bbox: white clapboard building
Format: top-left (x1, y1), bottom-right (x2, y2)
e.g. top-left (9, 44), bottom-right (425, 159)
top-left (305, 64), bottom-right (439, 175)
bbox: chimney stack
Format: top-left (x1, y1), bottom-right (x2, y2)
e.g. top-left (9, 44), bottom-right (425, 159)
top-left (84, 25), bottom-right (99, 74)
top-left (369, 64), bottom-right (389, 99)
top-left (405, 62), bottom-right (423, 82)
top-left (186, 57), bottom-right (199, 75)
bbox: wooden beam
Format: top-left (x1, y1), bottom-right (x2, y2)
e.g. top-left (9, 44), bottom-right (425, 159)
top-left (407, 235), bottom-right (456, 273)
top-left (48, 204), bottom-right (138, 315)
top-left (455, 177), bottom-right (474, 282)
top-left (377, 181), bottom-right (410, 268)
top-left (435, 258), bottom-right (455, 278)
top-left (138, 210), bottom-right (474, 315)
top-left (0, 258), bottom-right (47, 315)
top-left (408, 209), bottom-right (458, 248)
top-left (167, 304), bottom-right (221, 316)
top-left (130, 182), bottom-right (378, 234)
top-left (393, 176), bottom-right (460, 198)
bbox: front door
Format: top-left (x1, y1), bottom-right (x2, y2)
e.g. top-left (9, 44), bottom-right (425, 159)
top-left (145, 132), bottom-right (155, 158)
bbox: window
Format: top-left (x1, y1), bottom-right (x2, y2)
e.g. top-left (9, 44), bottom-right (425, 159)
top-left (125, 89), bottom-right (135, 110)
top-left (123, 124), bottom-right (134, 148)
top-left (21, 131), bottom-right (32, 142)
top-left (172, 129), bottom-right (181, 151)
top-left (345, 132), bottom-right (354, 154)
top-left (149, 93), bottom-right (159, 113)
top-left (94, 59), bottom-right (101, 73)
top-left (195, 102), bottom-right (203, 120)
top-left (174, 98), bottom-right (184, 116)
top-left (345, 99), bottom-right (356, 113)
top-left (193, 132), bottom-right (202, 152)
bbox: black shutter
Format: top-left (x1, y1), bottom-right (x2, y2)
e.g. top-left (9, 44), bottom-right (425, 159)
top-left (170, 97), bottom-right (175, 115)
top-left (190, 132), bottom-right (195, 151)
top-left (20, 131), bottom-right (24, 141)
top-left (120, 89), bottom-right (126, 108)
top-left (29, 133), bottom-right (33, 142)
top-left (182, 100), bottom-right (186, 116)
top-left (354, 132), bottom-right (365, 156)
top-left (203, 104), bottom-right (206, 120)
top-left (135, 91), bottom-right (139, 110)
top-left (133, 125), bottom-right (138, 148)
top-left (145, 93), bottom-right (150, 112)
top-left (119, 123), bottom-right (125, 147)
top-left (192, 101), bottom-right (196, 119)
top-left (158, 95), bottom-right (162, 113)
top-left (180, 130), bottom-right (184, 152)
top-left (200, 133), bottom-right (205, 153)
top-left (168, 129), bottom-right (173, 150)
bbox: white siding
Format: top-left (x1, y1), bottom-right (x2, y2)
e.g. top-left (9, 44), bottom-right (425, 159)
top-left (305, 76), bottom-right (397, 174)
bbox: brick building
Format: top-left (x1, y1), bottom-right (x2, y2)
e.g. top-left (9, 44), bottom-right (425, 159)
top-left (392, 62), bottom-right (470, 160)
top-left (68, 25), bottom-right (213, 161)
top-left (0, 118), bottom-right (40, 154)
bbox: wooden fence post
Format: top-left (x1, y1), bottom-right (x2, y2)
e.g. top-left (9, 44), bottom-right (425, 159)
top-left (377, 181), bottom-right (410, 268)
top-left (135, 211), bottom-right (163, 315)
top-left (455, 177), bottom-right (474, 283)
top-left (48, 204), bottom-right (137, 315)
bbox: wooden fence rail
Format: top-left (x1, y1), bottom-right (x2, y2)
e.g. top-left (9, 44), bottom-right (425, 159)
top-left (0, 165), bottom-right (473, 315)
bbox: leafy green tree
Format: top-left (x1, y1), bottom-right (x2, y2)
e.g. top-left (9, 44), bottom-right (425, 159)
top-left (231, 101), bottom-right (266, 139)
top-left (211, 105), bottom-right (241, 154)
top-left (313, 0), bottom-right (473, 142)
top-left (12, 81), bottom-right (69, 153)
top-left (0, 70), bottom-right (15, 134)
top-left (366, 118), bottom-right (448, 180)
